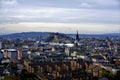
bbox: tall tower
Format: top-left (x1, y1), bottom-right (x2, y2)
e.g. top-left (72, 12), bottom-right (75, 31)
top-left (76, 30), bottom-right (79, 42)
top-left (74, 30), bottom-right (80, 47)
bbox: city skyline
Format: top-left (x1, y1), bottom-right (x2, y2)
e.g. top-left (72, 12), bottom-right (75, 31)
top-left (0, 0), bottom-right (120, 34)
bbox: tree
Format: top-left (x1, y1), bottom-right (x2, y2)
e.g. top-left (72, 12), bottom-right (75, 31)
top-left (20, 69), bottom-right (36, 80)
top-left (100, 70), bottom-right (114, 80)
top-left (3, 75), bottom-right (19, 80)
top-left (114, 70), bottom-right (120, 80)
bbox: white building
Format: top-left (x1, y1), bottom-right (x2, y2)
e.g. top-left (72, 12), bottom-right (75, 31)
top-left (3, 49), bottom-right (18, 61)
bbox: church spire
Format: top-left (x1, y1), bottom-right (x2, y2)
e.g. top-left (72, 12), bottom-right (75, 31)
top-left (74, 30), bottom-right (79, 47)
top-left (76, 30), bottom-right (79, 41)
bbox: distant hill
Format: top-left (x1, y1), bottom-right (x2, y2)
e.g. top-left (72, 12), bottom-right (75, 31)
top-left (0, 32), bottom-right (120, 41)
top-left (0, 32), bottom-right (74, 42)
top-left (45, 33), bottom-right (74, 43)
top-left (67, 33), bottom-right (120, 39)
top-left (0, 32), bottom-right (49, 40)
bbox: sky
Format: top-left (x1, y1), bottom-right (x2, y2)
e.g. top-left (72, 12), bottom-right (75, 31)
top-left (0, 0), bottom-right (120, 34)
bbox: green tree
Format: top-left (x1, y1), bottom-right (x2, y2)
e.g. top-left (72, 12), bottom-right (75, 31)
top-left (3, 75), bottom-right (19, 80)
top-left (100, 70), bottom-right (114, 80)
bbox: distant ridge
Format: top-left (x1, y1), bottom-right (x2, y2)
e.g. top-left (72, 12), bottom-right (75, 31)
top-left (67, 33), bottom-right (120, 38)
top-left (45, 32), bottom-right (74, 43)
top-left (0, 32), bottom-right (49, 40)
top-left (0, 32), bottom-right (120, 40)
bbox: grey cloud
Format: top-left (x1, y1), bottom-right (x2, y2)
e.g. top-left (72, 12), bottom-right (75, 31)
top-left (0, 7), bottom-right (120, 24)
top-left (0, 0), bottom-right (18, 5)
top-left (76, 0), bottom-right (120, 9)
top-left (0, 0), bottom-right (119, 25)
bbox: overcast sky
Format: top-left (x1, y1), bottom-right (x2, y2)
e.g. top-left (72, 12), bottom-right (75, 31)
top-left (0, 0), bottom-right (120, 34)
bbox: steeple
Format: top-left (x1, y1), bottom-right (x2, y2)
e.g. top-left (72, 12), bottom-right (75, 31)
top-left (76, 30), bottom-right (79, 41)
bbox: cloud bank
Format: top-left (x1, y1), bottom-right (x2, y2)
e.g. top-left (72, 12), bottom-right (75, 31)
top-left (0, 0), bottom-right (120, 34)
